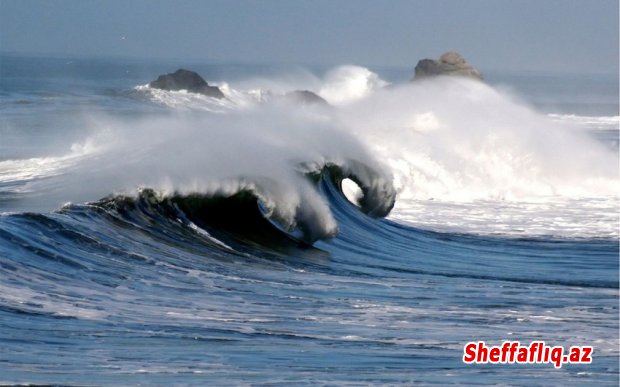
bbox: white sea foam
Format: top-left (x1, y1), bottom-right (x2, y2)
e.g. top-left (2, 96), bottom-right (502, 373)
top-left (338, 78), bottom-right (618, 200)
top-left (335, 77), bottom-right (618, 237)
top-left (547, 113), bottom-right (620, 130)
top-left (318, 65), bottom-right (388, 105)
top-left (0, 103), bottom-right (395, 241)
top-left (137, 65), bottom-right (388, 109)
top-left (0, 136), bottom-right (103, 193)
top-left (135, 84), bottom-right (242, 112)
top-left (2, 67), bottom-right (618, 238)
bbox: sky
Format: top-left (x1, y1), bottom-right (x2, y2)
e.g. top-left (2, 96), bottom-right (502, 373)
top-left (1, 0), bottom-right (618, 73)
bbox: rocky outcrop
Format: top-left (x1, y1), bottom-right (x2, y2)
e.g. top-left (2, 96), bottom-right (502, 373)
top-left (412, 52), bottom-right (482, 81)
top-left (283, 90), bottom-right (329, 106)
top-left (149, 69), bottom-right (225, 98)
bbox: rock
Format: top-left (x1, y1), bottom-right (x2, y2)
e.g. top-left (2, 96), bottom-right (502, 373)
top-left (412, 52), bottom-right (482, 81)
top-left (283, 90), bottom-right (329, 106)
top-left (149, 69), bottom-right (225, 98)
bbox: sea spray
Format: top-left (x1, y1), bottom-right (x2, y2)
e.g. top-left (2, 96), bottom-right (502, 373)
top-left (332, 76), bottom-right (618, 236)
top-left (0, 104), bottom-right (395, 241)
top-left (338, 76), bottom-right (618, 201)
top-left (1, 64), bottom-right (617, 237)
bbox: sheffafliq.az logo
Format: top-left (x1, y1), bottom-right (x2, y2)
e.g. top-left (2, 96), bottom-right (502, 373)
top-left (463, 341), bottom-right (593, 368)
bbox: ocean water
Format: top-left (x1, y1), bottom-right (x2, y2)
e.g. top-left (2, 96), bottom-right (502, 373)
top-left (0, 54), bottom-right (618, 385)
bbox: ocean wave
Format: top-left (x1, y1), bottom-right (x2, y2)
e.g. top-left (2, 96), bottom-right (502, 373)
top-left (0, 106), bottom-right (396, 243)
top-left (2, 66), bottom-right (618, 238)
top-left (135, 64), bottom-right (388, 110)
top-left (1, 58), bottom-right (618, 385)
top-left (318, 65), bottom-right (389, 105)
top-left (90, 160), bottom-right (395, 245)
top-left (547, 113), bottom-right (620, 130)
top-left (134, 84), bottom-right (243, 112)
top-left (1, 170), bottom-right (616, 384)
top-left (335, 77), bottom-right (618, 201)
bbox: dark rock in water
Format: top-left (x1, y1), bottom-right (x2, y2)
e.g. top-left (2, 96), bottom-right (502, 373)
top-left (283, 90), bottom-right (329, 106)
top-left (413, 52), bottom-right (482, 81)
top-left (149, 69), bottom-right (225, 98)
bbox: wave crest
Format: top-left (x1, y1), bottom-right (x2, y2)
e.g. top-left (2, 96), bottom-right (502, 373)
top-left (92, 159), bottom-right (396, 245)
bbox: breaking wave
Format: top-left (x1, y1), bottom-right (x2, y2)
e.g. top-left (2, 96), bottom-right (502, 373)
top-left (1, 65), bottom-right (618, 238)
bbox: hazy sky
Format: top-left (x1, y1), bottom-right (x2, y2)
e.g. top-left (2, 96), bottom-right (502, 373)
top-left (1, 0), bottom-right (618, 73)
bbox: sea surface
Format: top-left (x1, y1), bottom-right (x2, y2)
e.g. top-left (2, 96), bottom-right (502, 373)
top-left (0, 54), bottom-right (618, 385)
